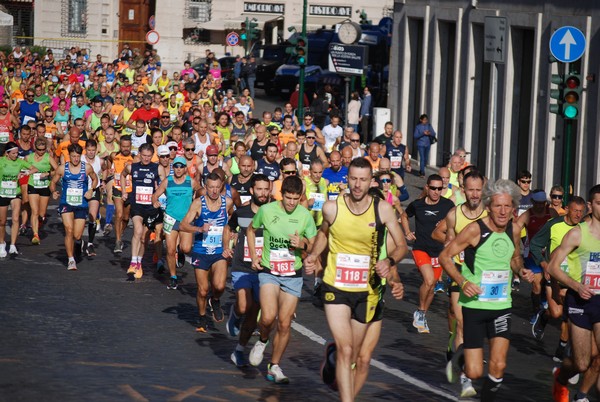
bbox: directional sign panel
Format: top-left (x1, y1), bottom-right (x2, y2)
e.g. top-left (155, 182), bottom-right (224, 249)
top-left (328, 43), bottom-right (368, 76)
top-left (484, 16), bottom-right (507, 64)
top-left (550, 26), bottom-right (586, 63)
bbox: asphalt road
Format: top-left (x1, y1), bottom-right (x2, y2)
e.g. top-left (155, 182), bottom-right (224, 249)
top-left (0, 91), bottom-right (569, 401)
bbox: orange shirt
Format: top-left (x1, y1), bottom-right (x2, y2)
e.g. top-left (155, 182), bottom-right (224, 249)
top-left (112, 152), bottom-right (133, 191)
top-left (279, 131), bottom-right (296, 146)
top-left (56, 139), bottom-right (87, 162)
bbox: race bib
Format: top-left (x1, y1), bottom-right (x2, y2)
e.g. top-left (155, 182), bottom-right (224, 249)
top-left (560, 258), bottom-right (569, 274)
top-left (0, 131), bottom-right (9, 144)
top-left (583, 261), bottom-right (600, 294)
top-left (135, 186), bottom-right (153, 205)
top-left (243, 236), bottom-right (264, 262)
top-left (60, 122), bottom-right (68, 131)
top-left (310, 193), bottom-right (325, 211)
top-left (170, 113), bottom-right (178, 122)
top-left (390, 156), bottom-right (402, 169)
top-left (240, 195), bottom-right (251, 205)
top-left (431, 257), bottom-right (440, 268)
top-left (334, 253), bottom-right (370, 289)
top-left (114, 173), bottom-right (121, 188)
top-left (44, 132), bottom-right (53, 139)
top-left (302, 164), bottom-right (310, 177)
top-left (202, 225), bottom-right (224, 247)
top-left (158, 194), bottom-right (167, 210)
top-left (23, 115), bottom-right (35, 125)
top-left (163, 213), bottom-right (176, 234)
top-left (66, 187), bottom-right (83, 206)
top-left (0, 180), bottom-right (17, 198)
top-left (478, 271), bottom-right (510, 302)
top-left (33, 173), bottom-right (49, 188)
top-left (269, 249), bottom-right (296, 276)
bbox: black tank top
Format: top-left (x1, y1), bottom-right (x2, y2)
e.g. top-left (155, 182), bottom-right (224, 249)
top-left (249, 139), bottom-right (266, 161)
top-left (298, 143), bottom-right (317, 164)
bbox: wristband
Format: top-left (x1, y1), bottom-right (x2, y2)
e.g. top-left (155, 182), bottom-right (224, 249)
top-left (386, 256), bottom-right (396, 266)
top-left (461, 280), bottom-right (469, 290)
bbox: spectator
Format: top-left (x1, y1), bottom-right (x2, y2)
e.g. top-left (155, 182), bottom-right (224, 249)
top-left (413, 113), bottom-right (437, 177)
top-left (359, 86), bottom-right (372, 143)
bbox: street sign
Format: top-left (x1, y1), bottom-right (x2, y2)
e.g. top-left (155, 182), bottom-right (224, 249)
top-left (550, 26), bottom-right (586, 63)
top-left (149, 15), bottom-right (155, 30)
top-left (146, 30), bottom-right (160, 45)
top-left (226, 32), bottom-right (240, 47)
top-left (484, 16), bottom-right (507, 64)
top-left (328, 43), bottom-right (368, 76)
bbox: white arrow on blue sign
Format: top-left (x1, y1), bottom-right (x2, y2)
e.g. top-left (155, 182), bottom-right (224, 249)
top-left (550, 26), bottom-right (586, 63)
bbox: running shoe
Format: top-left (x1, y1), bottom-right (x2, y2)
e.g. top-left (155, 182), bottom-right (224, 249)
top-left (249, 339), bottom-right (268, 366)
top-left (134, 262), bottom-right (143, 279)
top-left (103, 223), bottom-right (113, 236)
top-left (114, 240), bottom-right (123, 254)
top-left (460, 376), bottom-right (477, 398)
top-left (127, 262), bottom-right (136, 276)
top-left (67, 260), bottom-right (78, 271)
top-left (231, 350), bottom-right (249, 367)
top-left (209, 298), bottom-right (224, 322)
top-left (434, 281), bottom-right (445, 294)
top-left (267, 363), bottom-right (289, 384)
top-left (86, 243), bottom-right (96, 257)
top-left (568, 373), bottom-right (580, 385)
top-left (553, 343), bottom-right (566, 363)
top-left (0, 243), bottom-right (6, 258)
top-left (226, 304), bottom-right (241, 337)
top-left (157, 259), bottom-right (166, 274)
top-left (19, 224), bottom-right (27, 236)
top-left (573, 396), bottom-right (590, 402)
top-left (320, 342), bottom-right (337, 390)
top-left (196, 315), bottom-right (209, 333)
top-left (412, 310), bottom-right (424, 330)
top-left (31, 234), bottom-right (40, 245)
top-left (532, 309), bottom-right (548, 340)
top-left (419, 316), bottom-right (430, 334)
top-left (446, 345), bottom-right (464, 384)
top-left (552, 368), bottom-right (569, 402)
top-left (512, 278), bottom-right (520, 292)
top-left (167, 276), bottom-right (178, 290)
top-left (9, 245), bottom-right (18, 259)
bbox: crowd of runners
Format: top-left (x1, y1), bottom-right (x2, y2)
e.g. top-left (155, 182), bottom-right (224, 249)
top-left (1, 45), bottom-right (599, 402)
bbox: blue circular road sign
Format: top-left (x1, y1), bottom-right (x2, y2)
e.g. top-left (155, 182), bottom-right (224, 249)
top-left (226, 32), bottom-right (240, 47)
top-left (550, 26), bottom-right (586, 63)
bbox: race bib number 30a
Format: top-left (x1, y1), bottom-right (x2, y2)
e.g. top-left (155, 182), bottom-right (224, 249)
top-left (583, 260), bottom-right (600, 294)
top-left (269, 249), bottom-right (296, 276)
top-left (243, 237), bottom-right (263, 262)
top-left (479, 271), bottom-right (510, 302)
top-left (135, 186), bottom-right (153, 205)
top-left (335, 253), bottom-right (370, 289)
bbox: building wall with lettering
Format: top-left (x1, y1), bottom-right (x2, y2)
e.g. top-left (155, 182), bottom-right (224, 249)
top-left (389, 0), bottom-right (600, 196)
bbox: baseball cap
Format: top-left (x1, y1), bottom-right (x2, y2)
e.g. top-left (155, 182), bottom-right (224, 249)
top-left (166, 141), bottom-right (178, 148)
top-left (531, 190), bottom-right (547, 203)
top-left (0, 102), bottom-right (8, 108)
top-left (206, 145), bottom-right (219, 155)
top-left (157, 145), bottom-right (170, 156)
top-left (173, 156), bottom-right (187, 166)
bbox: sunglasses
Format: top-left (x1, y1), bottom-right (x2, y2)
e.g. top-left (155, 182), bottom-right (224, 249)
top-left (143, 102), bottom-right (151, 105)
top-left (173, 164), bottom-right (186, 168)
top-left (283, 170), bottom-right (297, 175)
top-left (162, 116), bottom-right (170, 118)
top-left (159, 155), bottom-right (169, 158)
top-left (306, 136), bottom-right (316, 140)
top-left (207, 154), bottom-right (218, 157)
top-left (551, 194), bottom-right (563, 200)
top-left (185, 148), bottom-right (195, 151)
top-left (270, 132), bottom-right (279, 136)
top-left (36, 147), bottom-right (47, 151)
top-left (169, 147), bottom-right (177, 151)
top-left (429, 186), bottom-right (443, 191)
top-left (520, 179), bottom-right (532, 184)
top-left (380, 179), bottom-right (392, 184)
top-left (351, 139), bottom-right (360, 142)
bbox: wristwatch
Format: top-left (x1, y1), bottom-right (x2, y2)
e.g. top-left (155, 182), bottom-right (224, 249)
top-left (386, 256), bottom-right (396, 266)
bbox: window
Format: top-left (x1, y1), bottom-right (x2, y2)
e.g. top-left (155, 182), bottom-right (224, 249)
top-left (62, 0), bottom-right (87, 36)
top-left (188, 0), bottom-right (211, 23)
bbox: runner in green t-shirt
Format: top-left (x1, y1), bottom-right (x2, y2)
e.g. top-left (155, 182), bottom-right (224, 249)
top-left (439, 179), bottom-right (534, 401)
top-left (246, 175), bottom-right (317, 384)
top-left (0, 142), bottom-right (38, 258)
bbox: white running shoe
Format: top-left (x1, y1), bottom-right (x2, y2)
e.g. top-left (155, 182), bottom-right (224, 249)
top-left (249, 339), bottom-right (268, 367)
top-left (0, 243), bottom-right (6, 258)
top-left (267, 363), bottom-right (289, 384)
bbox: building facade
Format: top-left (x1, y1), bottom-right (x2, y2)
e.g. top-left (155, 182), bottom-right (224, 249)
top-left (30, 0), bottom-right (392, 72)
top-left (389, 0), bottom-right (600, 196)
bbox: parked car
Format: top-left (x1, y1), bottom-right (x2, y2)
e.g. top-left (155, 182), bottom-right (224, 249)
top-left (254, 44), bottom-right (290, 96)
top-left (273, 65), bottom-right (342, 100)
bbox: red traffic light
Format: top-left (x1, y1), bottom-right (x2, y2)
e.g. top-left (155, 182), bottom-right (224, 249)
top-left (566, 76), bottom-right (580, 89)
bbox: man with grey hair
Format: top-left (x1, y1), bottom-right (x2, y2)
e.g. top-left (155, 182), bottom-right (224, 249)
top-left (440, 178), bottom-right (534, 401)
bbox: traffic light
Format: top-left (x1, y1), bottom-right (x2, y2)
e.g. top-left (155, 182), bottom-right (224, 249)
top-left (562, 73), bottom-right (582, 119)
top-left (549, 73), bottom-right (563, 116)
top-left (248, 18), bottom-right (259, 40)
top-left (240, 18), bottom-right (248, 41)
top-left (359, 10), bottom-right (371, 25)
top-left (296, 35), bottom-right (307, 66)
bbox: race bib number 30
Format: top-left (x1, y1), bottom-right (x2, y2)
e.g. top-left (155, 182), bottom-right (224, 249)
top-left (243, 237), bottom-right (263, 262)
top-left (335, 253), bottom-right (370, 289)
top-left (269, 249), bottom-right (296, 276)
top-left (478, 271), bottom-right (510, 302)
